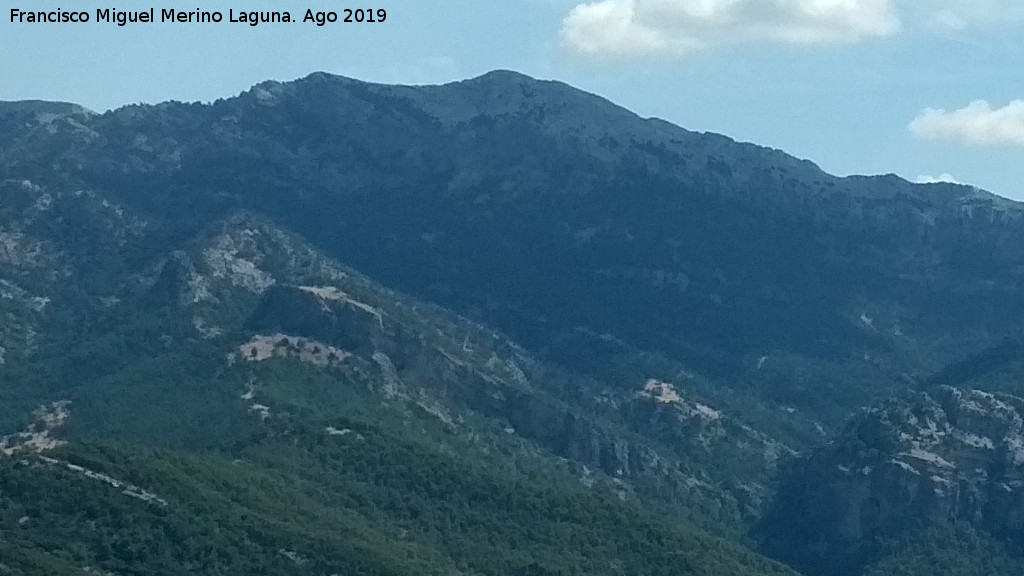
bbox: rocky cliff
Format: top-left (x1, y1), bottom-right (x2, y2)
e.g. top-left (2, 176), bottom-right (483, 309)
top-left (765, 386), bottom-right (1024, 574)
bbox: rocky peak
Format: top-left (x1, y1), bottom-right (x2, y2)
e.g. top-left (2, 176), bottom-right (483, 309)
top-left (841, 387), bottom-right (1024, 480)
top-left (0, 100), bottom-right (95, 127)
top-left (764, 386), bottom-right (1024, 575)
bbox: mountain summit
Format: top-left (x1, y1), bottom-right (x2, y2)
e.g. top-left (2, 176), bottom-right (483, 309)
top-left (14, 69), bottom-right (1017, 412)
top-left (2, 71), bottom-right (1024, 575)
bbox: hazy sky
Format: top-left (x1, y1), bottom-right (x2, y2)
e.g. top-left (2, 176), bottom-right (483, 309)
top-left (3, 0), bottom-right (1022, 199)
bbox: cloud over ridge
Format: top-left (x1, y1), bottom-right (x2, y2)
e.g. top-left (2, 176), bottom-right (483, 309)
top-left (909, 100), bottom-right (1024, 146)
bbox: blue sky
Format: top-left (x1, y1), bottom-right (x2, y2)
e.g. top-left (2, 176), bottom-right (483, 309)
top-left (3, 0), bottom-right (1022, 199)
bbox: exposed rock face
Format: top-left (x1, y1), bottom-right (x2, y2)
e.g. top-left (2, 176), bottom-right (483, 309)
top-left (0, 401), bottom-right (69, 456)
top-left (764, 386), bottom-right (1024, 575)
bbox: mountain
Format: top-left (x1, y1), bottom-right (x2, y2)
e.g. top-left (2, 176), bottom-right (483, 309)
top-left (763, 386), bottom-right (1024, 576)
top-left (8, 70), bottom-right (1024, 419)
top-left (2, 71), bottom-right (1024, 575)
top-left (0, 198), bottom-right (795, 575)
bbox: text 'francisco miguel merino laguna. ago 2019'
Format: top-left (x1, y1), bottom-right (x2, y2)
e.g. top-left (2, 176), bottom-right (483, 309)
top-left (9, 8), bottom-right (387, 26)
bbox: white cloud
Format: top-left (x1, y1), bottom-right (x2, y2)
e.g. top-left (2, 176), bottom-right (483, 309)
top-left (561, 1), bottom-right (678, 56)
top-left (559, 0), bottom-right (1024, 58)
top-left (908, 0), bottom-right (1024, 31)
top-left (909, 100), bottom-right (1024, 146)
top-left (915, 173), bottom-right (960, 184)
top-left (560, 0), bottom-right (902, 57)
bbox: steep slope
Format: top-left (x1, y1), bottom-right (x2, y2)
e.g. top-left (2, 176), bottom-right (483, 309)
top-left (154, 214), bottom-right (797, 527)
top-left (3, 71), bottom-right (1022, 422)
top-left (0, 185), bottom-right (798, 574)
top-left (763, 386), bottom-right (1024, 576)
top-left (0, 176), bottom-right (157, 427)
top-left (4, 71), bottom-right (1024, 575)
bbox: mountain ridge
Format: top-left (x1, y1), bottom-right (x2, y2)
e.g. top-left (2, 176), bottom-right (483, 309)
top-left (3, 69), bottom-right (1024, 576)
top-left (6, 68), bottom-right (1024, 415)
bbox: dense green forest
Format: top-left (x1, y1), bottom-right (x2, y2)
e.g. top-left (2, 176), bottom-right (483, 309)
top-left (0, 373), bottom-right (796, 576)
